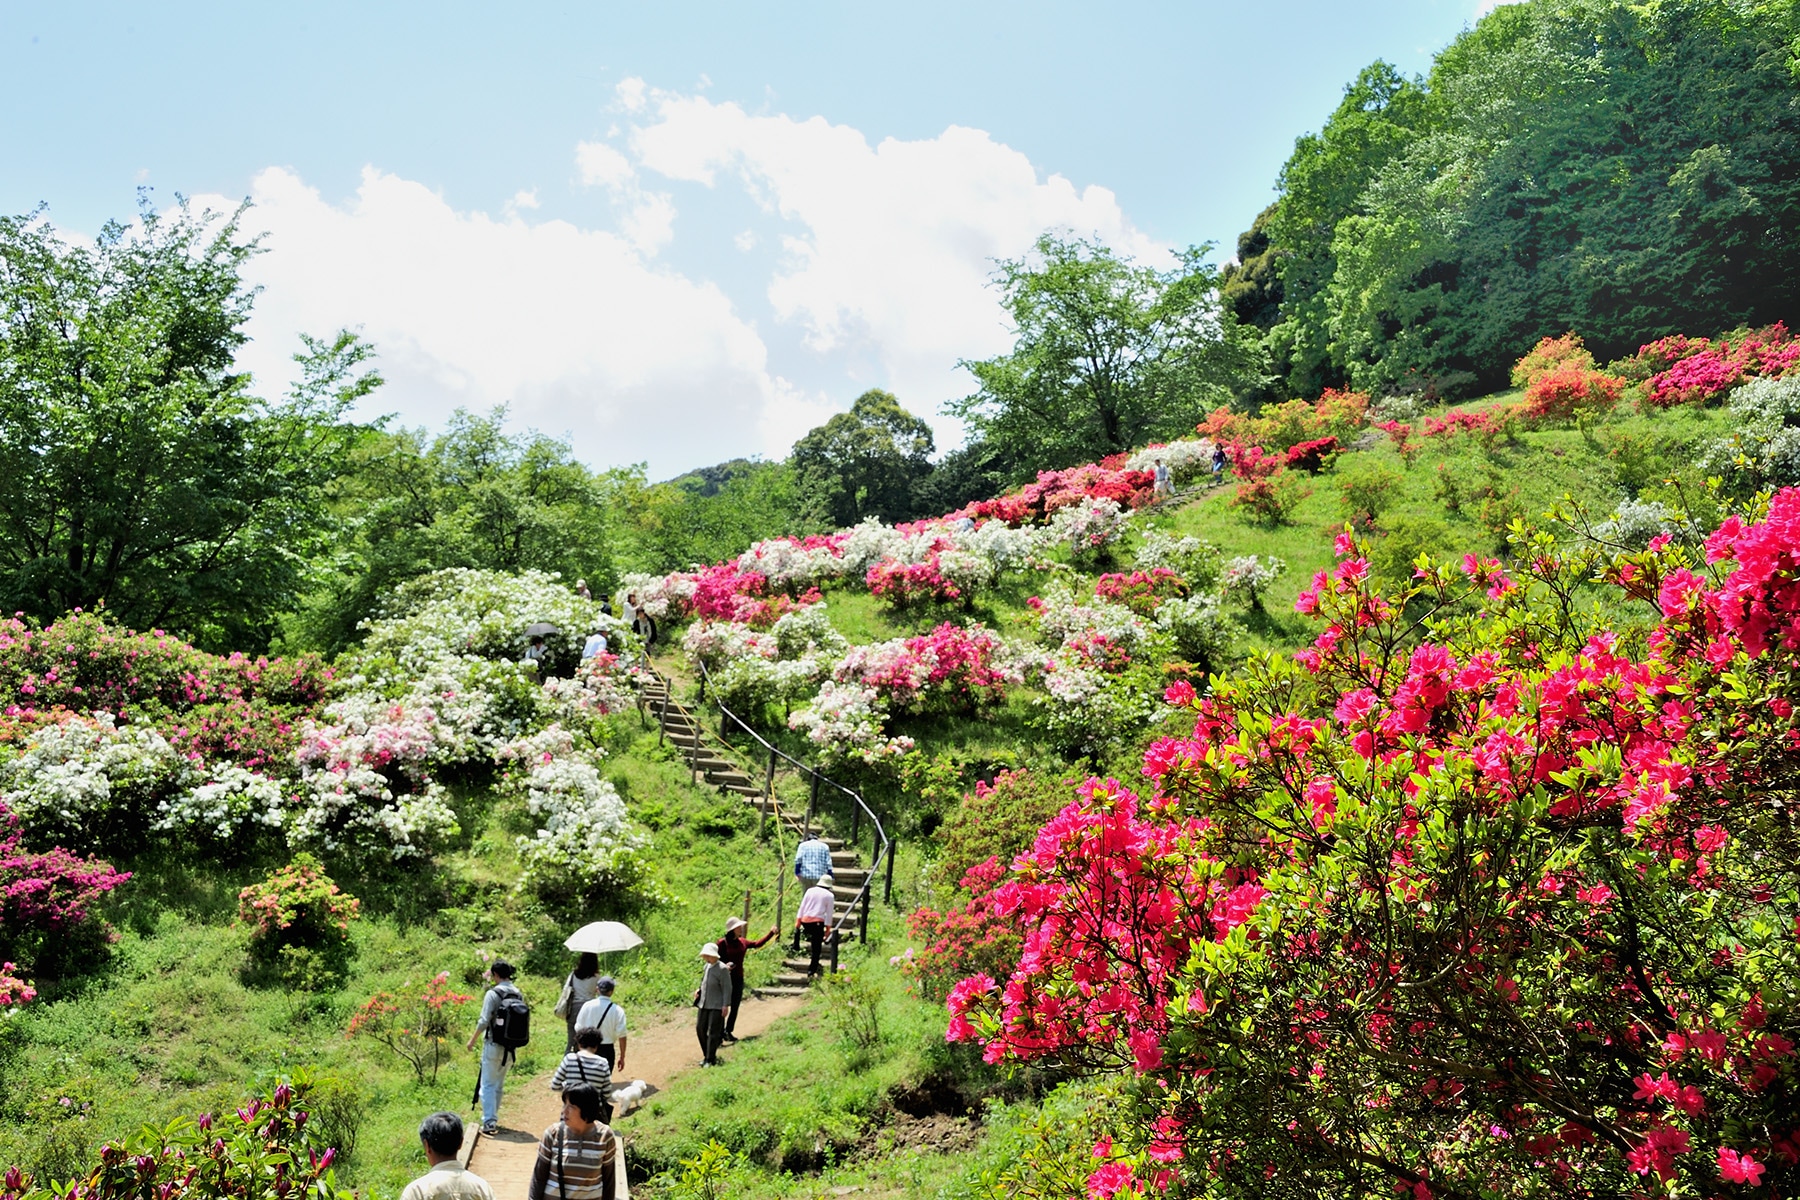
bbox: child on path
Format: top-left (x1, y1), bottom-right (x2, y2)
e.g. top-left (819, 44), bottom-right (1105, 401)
top-left (550, 1028), bottom-right (614, 1108)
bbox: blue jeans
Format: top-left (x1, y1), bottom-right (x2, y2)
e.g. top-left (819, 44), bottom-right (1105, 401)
top-left (479, 1040), bottom-right (511, 1125)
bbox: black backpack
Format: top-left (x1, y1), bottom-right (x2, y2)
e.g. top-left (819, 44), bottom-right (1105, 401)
top-left (489, 983), bottom-right (531, 1051)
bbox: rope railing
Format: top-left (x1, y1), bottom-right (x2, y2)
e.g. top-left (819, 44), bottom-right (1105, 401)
top-left (688, 658), bottom-right (893, 950)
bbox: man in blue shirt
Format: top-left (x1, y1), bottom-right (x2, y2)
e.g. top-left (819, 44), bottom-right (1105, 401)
top-left (793, 835), bottom-right (832, 888)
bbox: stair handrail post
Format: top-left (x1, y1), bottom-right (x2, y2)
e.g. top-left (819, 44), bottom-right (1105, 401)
top-left (829, 927), bottom-right (840, 976)
top-left (884, 837), bottom-right (896, 905)
top-left (860, 877), bottom-right (871, 943)
top-left (850, 798), bottom-right (860, 845)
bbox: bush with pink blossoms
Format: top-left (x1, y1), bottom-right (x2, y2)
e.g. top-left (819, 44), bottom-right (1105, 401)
top-left (1094, 569), bottom-right (1188, 617)
top-left (835, 623), bottom-right (1019, 714)
top-left (0, 798), bottom-right (130, 982)
top-left (787, 680), bottom-right (915, 765)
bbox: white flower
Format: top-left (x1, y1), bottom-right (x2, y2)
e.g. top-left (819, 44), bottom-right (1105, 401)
top-left (1125, 438), bottom-right (1216, 483)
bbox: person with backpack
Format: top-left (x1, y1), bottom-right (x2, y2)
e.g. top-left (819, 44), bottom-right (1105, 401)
top-left (527, 1083), bottom-right (621, 1200)
top-left (465, 960), bottom-right (530, 1137)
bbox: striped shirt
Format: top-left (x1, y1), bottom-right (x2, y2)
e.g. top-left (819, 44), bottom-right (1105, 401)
top-left (549, 1050), bottom-right (613, 1096)
top-left (529, 1122), bottom-right (618, 1200)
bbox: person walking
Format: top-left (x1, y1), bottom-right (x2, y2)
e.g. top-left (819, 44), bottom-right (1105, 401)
top-left (527, 1084), bottom-right (622, 1200)
top-left (1153, 457), bottom-right (1172, 498)
top-left (795, 874), bottom-right (837, 978)
top-left (465, 961), bottom-right (527, 1137)
top-left (400, 1113), bottom-right (494, 1200)
top-left (550, 1028), bottom-right (614, 1109)
top-left (694, 943), bottom-right (733, 1066)
top-left (579, 628), bottom-right (608, 663)
top-left (1211, 443), bottom-right (1227, 479)
top-left (717, 917), bottom-right (777, 1042)
top-left (573, 977), bottom-right (628, 1073)
top-left (554, 952), bottom-right (604, 1052)
top-left (792, 834), bottom-right (832, 889)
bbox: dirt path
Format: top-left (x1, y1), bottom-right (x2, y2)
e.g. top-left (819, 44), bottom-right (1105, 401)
top-left (466, 994), bottom-right (809, 1196)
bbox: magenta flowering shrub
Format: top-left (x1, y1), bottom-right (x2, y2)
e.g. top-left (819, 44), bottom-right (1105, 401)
top-left (0, 799), bottom-right (130, 982)
top-left (947, 495), bottom-right (1800, 1200)
top-left (866, 557), bottom-right (965, 607)
top-left (0, 1081), bottom-right (354, 1200)
top-left (1642, 323), bottom-right (1800, 408)
top-left (1093, 570), bottom-right (1187, 616)
top-left (835, 623), bottom-right (1016, 713)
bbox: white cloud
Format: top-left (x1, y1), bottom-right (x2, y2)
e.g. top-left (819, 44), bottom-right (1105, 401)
top-left (613, 81), bottom-right (1166, 438)
top-left (213, 166), bottom-right (792, 476)
top-left (202, 81), bottom-right (1167, 478)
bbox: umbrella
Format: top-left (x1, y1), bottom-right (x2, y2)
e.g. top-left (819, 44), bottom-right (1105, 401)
top-left (524, 622), bottom-right (561, 638)
top-left (564, 921), bottom-right (645, 954)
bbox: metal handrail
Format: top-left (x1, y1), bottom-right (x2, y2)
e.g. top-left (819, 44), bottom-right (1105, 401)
top-left (692, 656), bottom-right (893, 947)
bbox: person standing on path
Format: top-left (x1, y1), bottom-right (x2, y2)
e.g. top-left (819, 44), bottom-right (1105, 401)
top-left (550, 1028), bottom-right (614, 1106)
top-left (694, 943), bottom-right (733, 1067)
top-left (717, 917), bottom-right (777, 1042)
top-left (795, 874), bottom-right (836, 978)
top-left (1153, 457), bottom-right (1172, 498)
top-left (554, 952), bottom-right (604, 1052)
top-left (793, 834), bottom-right (832, 889)
top-left (465, 961), bottom-right (526, 1137)
top-left (401, 1113), bottom-right (495, 1200)
top-left (573, 977), bottom-right (628, 1073)
top-left (527, 1084), bottom-right (622, 1200)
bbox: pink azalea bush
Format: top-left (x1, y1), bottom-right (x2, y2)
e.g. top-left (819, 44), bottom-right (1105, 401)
top-left (0, 798), bottom-right (130, 982)
top-left (1642, 323), bottom-right (1800, 408)
top-left (947, 495), bottom-right (1800, 1199)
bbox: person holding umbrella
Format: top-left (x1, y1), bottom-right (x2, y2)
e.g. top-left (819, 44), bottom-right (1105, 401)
top-left (563, 921), bottom-right (641, 1073)
top-left (717, 917), bottom-right (777, 1042)
top-left (553, 952), bottom-right (604, 1052)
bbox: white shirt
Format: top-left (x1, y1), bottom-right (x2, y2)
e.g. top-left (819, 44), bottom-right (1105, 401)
top-left (400, 1162), bottom-right (495, 1200)
top-left (580, 632), bottom-right (608, 661)
top-left (796, 883), bottom-right (836, 923)
top-left (574, 995), bottom-right (628, 1043)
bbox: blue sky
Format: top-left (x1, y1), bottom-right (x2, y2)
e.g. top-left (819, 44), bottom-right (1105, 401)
top-left (1, 1), bottom-right (1489, 477)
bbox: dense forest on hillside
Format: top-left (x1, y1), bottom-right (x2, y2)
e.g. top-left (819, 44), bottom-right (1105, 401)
top-left (1, 2), bottom-right (1798, 1199)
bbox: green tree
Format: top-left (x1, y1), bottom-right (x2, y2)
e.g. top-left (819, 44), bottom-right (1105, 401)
top-left (622, 457), bottom-right (815, 573)
top-left (0, 199), bottom-right (372, 650)
top-left (790, 389), bottom-right (935, 527)
top-left (1219, 204), bottom-right (1284, 332)
top-left (287, 408), bottom-right (631, 653)
top-left (949, 235), bottom-right (1263, 477)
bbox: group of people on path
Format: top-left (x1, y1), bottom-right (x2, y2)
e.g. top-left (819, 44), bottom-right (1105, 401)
top-left (398, 1095), bottom-right (623, 1200)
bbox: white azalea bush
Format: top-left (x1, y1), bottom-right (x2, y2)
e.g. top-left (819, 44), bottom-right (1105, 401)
top-left (737, 538), bottom-right (849, 591)
top-left (360, 569), bottom-right (608, 669)
top-left (1155, 592), bottom-right (1240, 672)
top-left (616, 571), bottom-right (697, 621)
top-left (154, 763), bottom-right (288, 842)
top-left (0, 712), bottom-right (189, 845)
top-left (1133, 530), bottom-right (1224, 588)
top-left (1124, 437), bottom-right (1216, 483)
top-left (1046, 496), bottom-right (1130, 552)
top-left (787, 680), bottom-right (915, 765)
top-left (497, 726), bottom-right (662, 914)
top-left (1221, 554), bottom-right (1288, 608)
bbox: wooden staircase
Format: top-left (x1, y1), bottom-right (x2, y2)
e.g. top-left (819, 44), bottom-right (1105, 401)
top-left (637, 670), bottom-right (870, 992)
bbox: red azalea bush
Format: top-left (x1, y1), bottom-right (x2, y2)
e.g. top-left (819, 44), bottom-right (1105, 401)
top-left (867, 558), bottom-right (964, 607)
top-left (905, 856), bottom-right (1028, 1000)
top-left (838, 622), bottom-right (1015, 713)
top-left (236, 854), bottom-right (359, 966)
top-left (0, 799), bottom-right (131, 982)
top-left (1510, 331), bottom-right (1595, 388)
top-left (1521, 365), bottom-right (1624, 423)
top-left (1094, 569), bottom-right (1188, 616)
top-left (1284, 436), bottom-right (1340, 474)
top-left (947, 497), bottom-right (1800, 1200)
top-left (1198, 391), bottom-right (1370, 455)
top-left (1, 1081), bottom-right (353, 1200)
top-left (962, 463), bottom-right (1158, 527)
top-left (1378, 419), bottom-right (1418, 463)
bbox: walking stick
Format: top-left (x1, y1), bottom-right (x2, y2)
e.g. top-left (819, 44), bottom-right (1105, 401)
top-left (470, 1061), bottom-right (482, 1111)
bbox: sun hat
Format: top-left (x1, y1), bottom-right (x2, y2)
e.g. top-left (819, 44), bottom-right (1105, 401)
top-left (700, 942), bottom-right (720, 959)
top-left (817, 874), bottom-right (834, 887)
top-left (724, 917), bottom-right (747, 933)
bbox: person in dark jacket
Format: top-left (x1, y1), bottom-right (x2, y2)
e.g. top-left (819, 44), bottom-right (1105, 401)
top-left (717, 916), bottom-right (777, 1042)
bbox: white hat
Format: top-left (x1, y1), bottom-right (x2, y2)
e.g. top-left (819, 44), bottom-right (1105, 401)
top-left (700, 942), bottom-right (720, 959)
top-left (817, 874), bottom-right (835, 887)
top-left (724, 917), bottom-right (747, 934)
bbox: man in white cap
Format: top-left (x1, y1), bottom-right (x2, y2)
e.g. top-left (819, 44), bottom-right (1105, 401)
top-left (695, 943), bottom-right (733, 1066)
top-left (795, 874), bottom-right (837, 978)
top-left (718, 916), bottom-right (778, 1042)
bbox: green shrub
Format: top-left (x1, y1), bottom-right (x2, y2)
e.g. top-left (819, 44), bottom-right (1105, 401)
top-left (1339, 464), bottom-right (1405, 528)
top-left (235, 854), bottom-right (359, 987)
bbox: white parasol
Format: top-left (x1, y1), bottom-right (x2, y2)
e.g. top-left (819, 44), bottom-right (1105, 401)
top-left (563, 920), bottom-right (645, 954)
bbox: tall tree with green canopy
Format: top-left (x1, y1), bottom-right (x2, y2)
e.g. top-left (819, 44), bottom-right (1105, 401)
top-left (949, 235), bottom-right (1263, 477)
top-left (791, 388), bottom-right (935, 527)
top-left (0, 199), bottom-right (373, 651)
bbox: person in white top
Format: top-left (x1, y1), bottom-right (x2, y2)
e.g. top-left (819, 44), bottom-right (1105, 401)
top-left (580, 629), bottom-right (608, 662)
top-left (795, 873), bottom-right (837, 978)
top-left (401, 1113), bottom-right (495, 1200)
top-left (573, 977), bottom-right (629, 1073)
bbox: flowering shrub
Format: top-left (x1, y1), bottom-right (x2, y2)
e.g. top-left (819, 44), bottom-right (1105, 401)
top-left (1521, 364), bottom-right (1623, 423)
top-left (867, 557), bottom-right (967, 607)
top-left (1377, 418), bottom-right (1418, 463)
top-left (0, 799), bottom-right (129, 981)
top-left (499, 727), bottom-right (661, 915)
top-left (236, 854), bottom-right (359, 972)
top-left (542, 652), bottom-right (639, 721)
top-left (1219, 554), bottom-right (1287, 608)
top-left (0, 1081), bottom-right (355, 1200)
top-left (1093, 570), bottom-right (1187, 616)
top-left (359, 568), bottom-right (610, 670)
top-left (1644, 324), bottom-right (1799, 408)
top-left (788, 680), bottom-right (915, 765)
top-left (1646, 348), bottom-right (1746, 407)
top-left (346, 971), bottom-right (471, 1083)
top-left (905, 857), bottom-right (1029, 1000)
top-left (1044, 496), bottom-right (1130, 553)
top-left (1422, 406), bottom-right (1506, 444)
top-left (1124, 439), bottom-right (1216, 484)
top-left (0, 961), bottom-right (33, 1009)
top-left (948, 499), bottom-right (1800, 1200)
top-left (1703, 375), bottom-right (1800, 496)
top-left (616, 570), bottom-right (698, 622)
top-left (835, 623), bottom-right (1019, 713)
top-left (1154, 592), bottom-right (1239, 671)
top-left (1284, 435), bottom-right (1339, 473)
top-left (1197, 391), bottom-right (1369, 454)
top-left (154, 764), bottom-right (287, 843)
top-left (1509, 331), bottom-right (1594, 388)
top-left (683, 620), bottom-right (778, 676)
top-left (1131, 531), bottom-right (1221, 588)
top-left (0, 712), bottom-right (188, 847)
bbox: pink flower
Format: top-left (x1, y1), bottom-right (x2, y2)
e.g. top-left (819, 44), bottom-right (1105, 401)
top-left (1718, 1147), bottom-right (1765, 1185)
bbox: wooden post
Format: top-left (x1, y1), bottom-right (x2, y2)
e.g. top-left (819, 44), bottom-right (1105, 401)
top-left (743, 889), bottom-right (751, 926)
top-left (884, 838), bottom-right (895, 905)
top-left (860, 882), bottom-right (871, 944)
